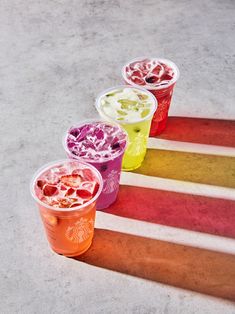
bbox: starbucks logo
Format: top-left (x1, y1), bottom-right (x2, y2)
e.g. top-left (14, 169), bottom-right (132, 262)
top-left (65, 218), bottom-right (94, 243)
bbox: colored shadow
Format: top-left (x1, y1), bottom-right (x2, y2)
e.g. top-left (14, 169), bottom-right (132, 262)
top-left (158, 117), bottom-right (235, 147)
top-left (76, 229), bottom-right (235, 301)
top-left (103, 186), bottom-right (235, 238)
top-left (133, 149), bottom-right (235, 188)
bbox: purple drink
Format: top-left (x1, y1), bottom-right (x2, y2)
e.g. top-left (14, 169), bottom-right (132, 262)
top-left (63, 120), bottom-right (127, 209)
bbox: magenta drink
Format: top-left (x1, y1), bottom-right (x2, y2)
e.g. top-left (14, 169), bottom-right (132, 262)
top-left (122, 57), bottom-right (180, 136)
top-left (63, 121), bottom-right (127, 210)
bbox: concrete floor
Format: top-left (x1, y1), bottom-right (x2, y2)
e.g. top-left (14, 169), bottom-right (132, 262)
top-left (1, 0), bottom-right (235, 313)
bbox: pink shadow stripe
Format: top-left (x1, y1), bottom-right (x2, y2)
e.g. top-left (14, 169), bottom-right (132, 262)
top-left (158, 117), bottom-right (235, 147)
top-left (103, 185), bottom-right (235, 238)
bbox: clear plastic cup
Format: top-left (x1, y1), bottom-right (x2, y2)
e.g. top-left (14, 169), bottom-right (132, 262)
top-left (122, 57), bottom-right (180, 136)
top-left (63, 120), bottom-right (128, 210)
top-left (30, 159), bottom-right (103, 257)
top-left (95, 86), bottom-right (157, 171)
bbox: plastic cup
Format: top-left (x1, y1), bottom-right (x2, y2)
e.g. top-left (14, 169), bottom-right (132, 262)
top-left (63, 120), bottom-right (128, 210)
top-left (30, 159), bottom-right (103, 257)
top-left (122, 57), bottom-right (180, 136)
top-left (95, 86), bottom-right (157, 171)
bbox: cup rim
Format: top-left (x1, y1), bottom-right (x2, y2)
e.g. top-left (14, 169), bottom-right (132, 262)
top-left (62, 119), bottom-right (128, 163)
top-left (95, 85), bottom-right (158, 125)
top-left (122, 57), bottom-right (180, 90)
top-left (30, 159), bottom-right (103, 212)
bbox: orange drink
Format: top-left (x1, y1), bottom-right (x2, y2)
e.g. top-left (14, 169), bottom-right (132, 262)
top-left (30, 159), bottom-right (103, 257)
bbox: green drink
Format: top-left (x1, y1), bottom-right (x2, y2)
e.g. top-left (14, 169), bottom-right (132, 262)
top-left (96, 86), bottom-right (157, 171)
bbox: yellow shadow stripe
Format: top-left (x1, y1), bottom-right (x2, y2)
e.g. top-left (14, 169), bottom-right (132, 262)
top-left (134, 149), bottom-right (235, 188)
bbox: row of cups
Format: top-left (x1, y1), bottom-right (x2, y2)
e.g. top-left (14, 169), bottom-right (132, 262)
top-left (30, 57), bottom-right (180, 257)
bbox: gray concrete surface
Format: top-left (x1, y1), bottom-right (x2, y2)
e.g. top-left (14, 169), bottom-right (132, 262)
top-left (1, 0), bottom-right (235, 313)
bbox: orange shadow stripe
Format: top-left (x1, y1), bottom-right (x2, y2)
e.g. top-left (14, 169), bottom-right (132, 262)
top-left (76, 229), bottom-right (235, 301)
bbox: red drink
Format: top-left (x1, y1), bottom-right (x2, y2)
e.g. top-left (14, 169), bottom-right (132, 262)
top-left (122, 57), bottom-right (180, 136)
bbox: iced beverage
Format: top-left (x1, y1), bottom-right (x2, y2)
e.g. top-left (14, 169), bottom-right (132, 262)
top-left (122, 57), bottom-right (179, 136)
top-left (30, 159), bottom-right (103, 257)
top-left (96, 86), bottom-right (157, 171)
top-left (63, 121), bottom-right (127, 209)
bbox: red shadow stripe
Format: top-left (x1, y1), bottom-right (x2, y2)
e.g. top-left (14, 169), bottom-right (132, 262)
top-left (158, 117), bottom-right (235, 147)
top-left (76, 229), bottom-right (235, 301)
top-left (102, 185), bottom-right (235, 239)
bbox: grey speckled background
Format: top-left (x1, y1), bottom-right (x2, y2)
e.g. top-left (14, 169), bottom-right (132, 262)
top-left (1, 0), bottom-right (235, 313)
